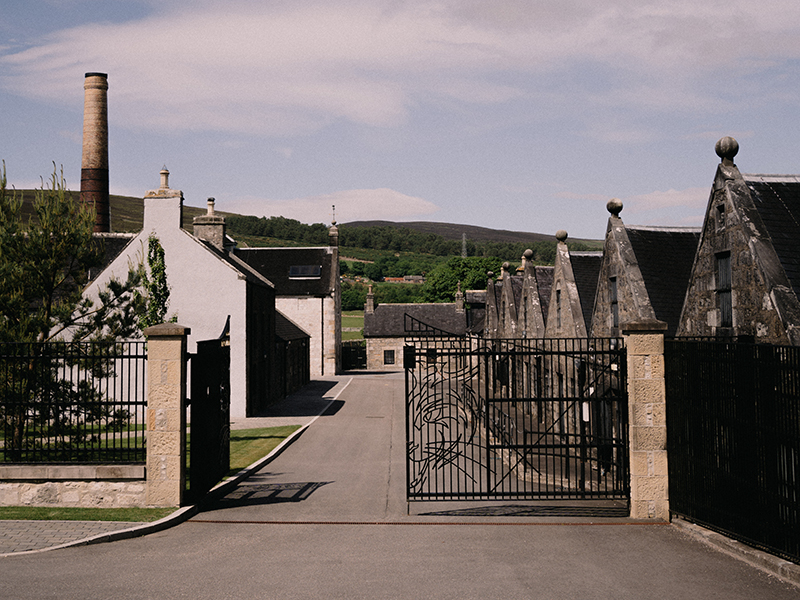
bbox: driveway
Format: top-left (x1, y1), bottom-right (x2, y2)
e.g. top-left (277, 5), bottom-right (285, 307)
top-left (1, 372), bottom-right (797, 599)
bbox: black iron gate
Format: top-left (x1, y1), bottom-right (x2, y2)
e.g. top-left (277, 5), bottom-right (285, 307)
top-left (188, 335), bottom-right (231, 501)
top-left (404, 336), bottom-right (628, 501)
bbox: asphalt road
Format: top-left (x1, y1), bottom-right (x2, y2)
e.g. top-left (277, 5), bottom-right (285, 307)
top-left (1, 372), bottom-right (797, 599)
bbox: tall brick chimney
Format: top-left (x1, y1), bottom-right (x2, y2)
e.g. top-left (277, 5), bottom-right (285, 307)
top-left (80, 72), bottom-right (110, 232)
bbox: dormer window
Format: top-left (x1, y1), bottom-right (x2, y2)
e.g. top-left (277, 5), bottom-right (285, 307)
top-left (716, 252), bottom-right (732, 328)
top-left (610, 277), bottom-right (619, 329)
top-left (289, 265), bottom-right (322, 279)
top-left (556, 288), bottom-right (562, 329)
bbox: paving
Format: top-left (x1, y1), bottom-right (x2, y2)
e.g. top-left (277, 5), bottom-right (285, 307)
top-left (0, 378), bottom-right (340, 557)
top-left (0, 372), bottom-right (798, 599)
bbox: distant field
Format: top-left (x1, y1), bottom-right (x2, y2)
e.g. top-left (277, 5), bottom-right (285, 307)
top-left (342, 310), bottom-right (364, 340)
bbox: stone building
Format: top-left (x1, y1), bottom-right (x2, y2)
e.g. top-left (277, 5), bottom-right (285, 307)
top-left (234, 224), bottom-right (341, 377)
top-left (544, 231), bottom-right (602, 339)
top-left (484, 250), bottom-right (553, 339)
top-left (592, 199), bottom-right (700, 338)
top-left (362, 286), bottom-right (467, 370)
top-left (677, 137), bottom-right (800, 344)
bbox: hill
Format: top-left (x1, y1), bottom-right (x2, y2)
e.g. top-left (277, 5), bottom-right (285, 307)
top-left (13, 190), bottom-right (602, 250)
top-left (344, 220), bottom-right (601, 246)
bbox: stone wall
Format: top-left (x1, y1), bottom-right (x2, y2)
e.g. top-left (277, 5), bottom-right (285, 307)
top-left (366, 337), bottom-right (405, 371)
top-left (0, 466), bottom-right (145, 508)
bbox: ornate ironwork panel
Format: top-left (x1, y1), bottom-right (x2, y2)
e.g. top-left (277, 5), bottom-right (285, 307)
top-left (405, 337), bottom-right (628, 501)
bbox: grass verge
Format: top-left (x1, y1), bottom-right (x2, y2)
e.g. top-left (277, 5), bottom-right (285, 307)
top-left (226, 425), bottom-right (301, 478)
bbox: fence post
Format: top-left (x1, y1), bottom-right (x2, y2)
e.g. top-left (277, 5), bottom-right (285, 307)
top-left (143, 323), bottom-right (191, 507)
top-left (622, 320), bottom-right (669, 520)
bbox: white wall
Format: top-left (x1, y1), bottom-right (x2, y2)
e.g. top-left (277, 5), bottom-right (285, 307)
top-left (85, 193), bottom-right (252, 418)
top-left (276, 295), bottom-right (338, 376)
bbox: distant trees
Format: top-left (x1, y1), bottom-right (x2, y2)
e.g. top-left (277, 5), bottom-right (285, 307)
top-left (227, 215), bottom-right (329, 245)
top-left (422, 257), bottom-right (505, 303)
top-left (341, 281), bottom-right (427, 311)
top-left (226, 215), bottom-right (578, 264)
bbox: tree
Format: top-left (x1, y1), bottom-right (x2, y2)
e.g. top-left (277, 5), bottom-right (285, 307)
top-left (0, 164), bottom-right (144, 344)
top-left (135, 234), bottom-right (176, 330)
top-left (422, 256), bottom-right (504, 303)
top-left (0, 164), bottom-right (147, 459)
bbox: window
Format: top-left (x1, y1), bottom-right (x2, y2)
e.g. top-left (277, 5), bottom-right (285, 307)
top-left (716, 203), bottom-right (726, 231)
top-left (384, 350), bottom-right (395, 365)
top-left (289, 265), bottom-right (322, 278)
top-left (610, 277), bottom-right (619, 329)
top-left (556, 288), bottom-right (562, 329)
top-left (716, 252), bottom-right (732, 328)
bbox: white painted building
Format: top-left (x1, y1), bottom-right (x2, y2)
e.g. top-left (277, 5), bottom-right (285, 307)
top-left (84, 170), bottom-right (276, 418)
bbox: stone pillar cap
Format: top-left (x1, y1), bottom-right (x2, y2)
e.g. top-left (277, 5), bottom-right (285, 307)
top-left (621, 319), bottom-right (667, 334)
top-left (143, 323), bottom-right (191, 337)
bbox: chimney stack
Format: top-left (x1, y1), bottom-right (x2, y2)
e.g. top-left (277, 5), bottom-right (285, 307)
top-left (80, 72), bottom-right (110, 232)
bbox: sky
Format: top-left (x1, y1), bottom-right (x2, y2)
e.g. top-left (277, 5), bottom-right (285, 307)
top-left (2, 0), bottom-right (800, 240)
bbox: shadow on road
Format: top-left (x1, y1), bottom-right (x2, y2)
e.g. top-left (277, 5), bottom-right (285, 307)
top-left (205, 481), bottom-right (333, 510)
top-left (417, 503), bottom-right (630, 518)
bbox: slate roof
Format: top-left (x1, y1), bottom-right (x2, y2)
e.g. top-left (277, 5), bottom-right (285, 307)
top-left (88, 233), bottom-right (137, 282)
top-left (234, 247), bottom-right (335, 296)
top-left (569, 252), bottom-right (603, 334)
top-left (744, 175), bottom-right (800, 301)
top-left (363, 303), bottom-right (466, 338)
top-left (197, 238), bottom-right (275, 289)
top-left (626, 226), bottom-right (700, 337)
top-left (535, 266), bottom-right (554, 322)
top-left (275, 311), bottom-right (310, 341)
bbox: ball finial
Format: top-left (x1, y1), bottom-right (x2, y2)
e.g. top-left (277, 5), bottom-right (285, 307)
top-left (523, 249), bottom-right (534, 259)
top-left (607, 198), bottom-right (623, 216)
top-left (715, 136), bottom-right (739, 163)
top-left (555, 230), bottom-right (568, 242)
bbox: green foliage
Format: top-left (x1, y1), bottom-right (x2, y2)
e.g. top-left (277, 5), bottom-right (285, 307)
top-left (225, 214), bottom-right (568, 265)
top-left (341, 281), bottom-right (367, 311)
top-left (227, 215), bottom-right (329, 245)
top-left (341, 281), bottom-right (427, 310)
top-left (422, 256), bottom-right (505, 303)
top-left (0, 163), bottom-right (144, 344)
top-left (0, 164), bottom-right (148, 460)
top-left (136, 234), bottom-right (175, 330)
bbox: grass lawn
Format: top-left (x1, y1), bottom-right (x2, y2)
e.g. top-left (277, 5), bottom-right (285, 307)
top-left (0, 425), bottom-right (301, 521)
top-left (226, 425), bottom-right (300, 478)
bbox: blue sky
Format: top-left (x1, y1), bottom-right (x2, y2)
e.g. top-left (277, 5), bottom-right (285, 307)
top-left (2, 0), bottom-right (800, 240)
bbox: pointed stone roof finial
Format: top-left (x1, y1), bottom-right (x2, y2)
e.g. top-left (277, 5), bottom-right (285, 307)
top-left (332, 204), bottom-right (337, 226)
top-left (715, 136), bottom-right (739, 166)
top-left (607, 198), bottom-right (623, 216)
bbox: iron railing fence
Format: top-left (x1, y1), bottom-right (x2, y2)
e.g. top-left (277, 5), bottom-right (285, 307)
top-left (666, 338), bottom-right (800, 564)
top-left (404, 336), bottom-right (628, 502)
top-left (0, 341), bottom-right (147, 463)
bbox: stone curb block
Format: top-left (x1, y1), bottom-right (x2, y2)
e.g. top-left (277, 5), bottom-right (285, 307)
top-left (672, 517), bottom-right (800, 589)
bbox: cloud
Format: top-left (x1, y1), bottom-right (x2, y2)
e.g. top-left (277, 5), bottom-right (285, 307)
top-left (3, 0), bottom-right (800, 138)
top-left (223, 188), bottom-right (440, 223)
top-left (624, 187), bottom-right (710, 213)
